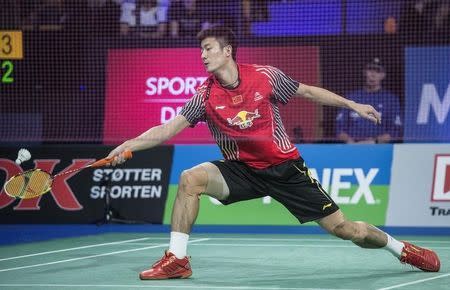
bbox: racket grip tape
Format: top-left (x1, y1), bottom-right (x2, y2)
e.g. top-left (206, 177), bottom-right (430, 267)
top-left (90, 150), bottom-right (133, 168)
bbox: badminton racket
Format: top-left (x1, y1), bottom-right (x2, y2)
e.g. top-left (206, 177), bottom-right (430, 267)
top-left (2, 150), bottom-right (133, 199)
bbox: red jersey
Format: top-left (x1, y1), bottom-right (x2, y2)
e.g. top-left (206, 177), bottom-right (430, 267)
top-left (180, 63), bottom-right (300, 169)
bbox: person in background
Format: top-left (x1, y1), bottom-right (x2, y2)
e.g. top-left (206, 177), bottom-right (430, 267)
top-left (336, 58), bottom-right (403, 143)
top-left (431, 1), bottom-right (450, 37)
top-left (88, 0), bottom-right (121, 37)
top-left (399, 0), bottom-right (435, 40)
top-left (21, 0), bottom-right (67, 31)
top-left (242, 0), bottom-right (268, 36)
top-left (120, 0), bottom-right (168, 38)
top-left (201, 1), bottom-right (237, 33)
top-left (168, 0), bottom-right (202, 38)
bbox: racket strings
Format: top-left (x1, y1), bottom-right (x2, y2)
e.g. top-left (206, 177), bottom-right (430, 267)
top-left (4, 170), bottom-right (52, 199)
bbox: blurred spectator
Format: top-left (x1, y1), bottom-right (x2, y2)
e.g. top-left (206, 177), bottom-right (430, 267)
top-left (168, 0), bottom-right (202, 38)
top-left (400, 0), bottom-right (450, 41)
top-left (200, 1), bottom-right (237, 33)
top-left (383, 16), bottom-right (397, 34)
top-left (431, 1), bottom-right (450, 37)
top-left (88, 0), bottom-right (121, 36)
top-left (22, 0), bottom-right (68, 31)
top-left (292, 126), bottom-right (304, 144)
top-left (1, 0), bottom-right (21, 29)
top-left (399, 0), bottom-right (435, 40)
top-left (120, 0), bottom-right (168, 38)
top-left (335, 58), bottom-right (403, 144)
top-left (242, 0), bottom-right (269, 36)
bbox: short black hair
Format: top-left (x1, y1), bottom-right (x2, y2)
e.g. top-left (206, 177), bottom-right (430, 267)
top-left (197, 26), bottom-right (238, 61)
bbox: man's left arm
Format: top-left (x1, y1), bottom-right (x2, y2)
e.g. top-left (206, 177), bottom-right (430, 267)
top-left (296, 83), bottom-right (381, 125)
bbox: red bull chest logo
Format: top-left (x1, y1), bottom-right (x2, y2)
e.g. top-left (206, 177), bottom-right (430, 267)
top-left (227, 109), bottom-right (261, 129)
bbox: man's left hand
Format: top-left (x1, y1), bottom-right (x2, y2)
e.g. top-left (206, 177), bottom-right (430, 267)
top-left (350, 103), bottom-right (381, 125)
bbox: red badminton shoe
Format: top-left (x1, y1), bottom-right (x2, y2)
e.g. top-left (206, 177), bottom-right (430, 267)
top-left (400, 241), bottom-right (440, 272)
top-left (139, 251), bottom-right (192, 280)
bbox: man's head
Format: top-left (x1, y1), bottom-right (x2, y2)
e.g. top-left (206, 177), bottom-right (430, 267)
top-left (364, 58), bottom-right (386, 89)
top-left (197, 26), bottom-right (238, 73)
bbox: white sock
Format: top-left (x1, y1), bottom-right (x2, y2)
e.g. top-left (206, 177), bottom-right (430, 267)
top-left (383, 234), bottom-right (404, 258)
top-left (169, 231), bottom-right (189, 259)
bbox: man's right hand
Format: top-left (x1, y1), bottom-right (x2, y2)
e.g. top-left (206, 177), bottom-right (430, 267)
top-left (107, 142), bottom-right (132, 166)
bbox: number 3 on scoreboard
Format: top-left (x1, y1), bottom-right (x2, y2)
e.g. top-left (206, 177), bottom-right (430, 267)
top-left (0, 31), bottom-right (23, 59)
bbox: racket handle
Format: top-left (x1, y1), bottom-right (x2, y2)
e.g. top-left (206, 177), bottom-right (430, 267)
top-left (90, 150), bottom-right (133, 168)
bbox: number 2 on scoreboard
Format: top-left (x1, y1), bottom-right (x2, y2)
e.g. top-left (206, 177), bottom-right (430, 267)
top-left (1, 60), bottom-right (14, 83)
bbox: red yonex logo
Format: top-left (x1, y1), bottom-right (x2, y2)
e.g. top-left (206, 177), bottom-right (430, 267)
top-left (431, 154), bottom-right (450, 202)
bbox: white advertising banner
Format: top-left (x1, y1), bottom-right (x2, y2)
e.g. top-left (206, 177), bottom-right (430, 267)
top-left (386, 144), bottom-right (450, 226)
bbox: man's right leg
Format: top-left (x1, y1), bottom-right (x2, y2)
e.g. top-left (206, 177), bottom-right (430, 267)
top-left (140, 162), bottom-right (229, 280)
top-left (171, 162), bottom-right (229, 234)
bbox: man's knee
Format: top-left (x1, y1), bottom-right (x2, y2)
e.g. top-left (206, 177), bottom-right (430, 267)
top-left (179, 168), bottom-right (208, 196)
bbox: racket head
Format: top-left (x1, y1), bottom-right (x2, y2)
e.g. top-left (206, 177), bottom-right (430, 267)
top-left (3, 169), bottom-right (53, 199)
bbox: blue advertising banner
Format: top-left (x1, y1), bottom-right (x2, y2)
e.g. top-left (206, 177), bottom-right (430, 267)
top-left (299, 144), bottom-right (392, 185)
top-left (171, 145), bottom-right (393, 185)
top-left (168, 144), bottom-right (393, 225)
top-left (405, 47), bottom-right (450, 142)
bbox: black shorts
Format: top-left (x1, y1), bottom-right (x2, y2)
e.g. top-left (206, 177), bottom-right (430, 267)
top-left (211, 157), bottom-right (339, 224)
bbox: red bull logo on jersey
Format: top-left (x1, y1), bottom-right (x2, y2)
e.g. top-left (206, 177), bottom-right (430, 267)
top-left (227, 109), bottom-right (261, 129)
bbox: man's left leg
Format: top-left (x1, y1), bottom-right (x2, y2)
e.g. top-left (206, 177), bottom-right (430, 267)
top-left (317, 210), bottom-right (440, 272)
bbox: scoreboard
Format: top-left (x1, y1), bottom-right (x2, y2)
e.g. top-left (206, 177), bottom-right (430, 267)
top-left (0, 31), bottom-right (23, 84)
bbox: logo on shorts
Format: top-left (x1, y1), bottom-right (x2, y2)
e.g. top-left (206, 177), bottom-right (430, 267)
top-left (227, 109), bottom-right (261, 129)
top-left (322, 203), bottom-right (332, 211)
top-left (431, 154), bottom-right (450, 201)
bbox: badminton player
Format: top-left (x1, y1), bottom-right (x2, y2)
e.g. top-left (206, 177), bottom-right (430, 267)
top-left (108, 26), bottom-right (441, 279)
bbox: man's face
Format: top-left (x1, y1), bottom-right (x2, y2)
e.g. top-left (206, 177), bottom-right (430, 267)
top-left (364, 68), bottom-right (385, 87)
top-left (200, 37), bottom-right (230, 73)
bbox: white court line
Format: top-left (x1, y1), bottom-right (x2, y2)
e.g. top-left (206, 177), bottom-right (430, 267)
top-left (377, 273), bottom-right (450, 290)
top-left (191, 243), bottom-right (355, 248)
top-left (217, 238), bottom-right (450, 244)
top-left (194, 243), bottom-right (450, 249)
top-left (126, 243), bottom-right (356, 248)
top-left (125, 237), bottom-right (342, 242)
top-left (193, 238), bottom-right (450, 244)
top-left (0, 237), bottom-right (152, 262)
top-left (112, 237), bottom-right (450, 244)
top-left (127, 242), bottom-right (450, 249)
top-left (0, 284), bottom-right (358, 290)
top-left (1, 237), bottom-right (447, 263)
top-left (0, 238), bottom-right (209, 273)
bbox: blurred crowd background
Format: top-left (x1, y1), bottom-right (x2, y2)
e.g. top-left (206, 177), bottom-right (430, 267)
top-left (2, 0), bottom-right (449, 39)
top-left (1, 0), bottom-right (449, 144)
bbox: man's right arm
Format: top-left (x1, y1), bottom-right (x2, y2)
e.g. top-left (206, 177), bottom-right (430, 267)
top-left (107, 115), bottom-right (191, 163)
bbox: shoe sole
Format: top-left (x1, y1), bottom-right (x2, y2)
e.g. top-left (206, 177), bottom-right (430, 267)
top-left (139, 271), bottom-right (192, 280)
